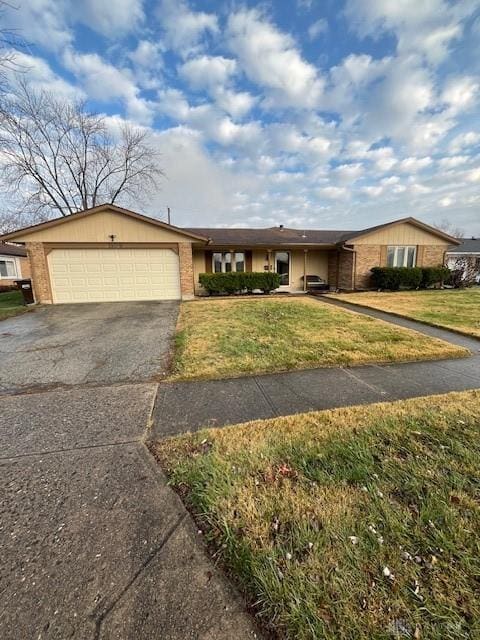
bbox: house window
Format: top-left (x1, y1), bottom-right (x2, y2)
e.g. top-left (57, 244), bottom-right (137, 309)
top-left (0, 259), bottom-right (17, 279)
top-left (386, 246), bottom-right (417, 268)
top-left (213, 252), bottom-right (245, 273)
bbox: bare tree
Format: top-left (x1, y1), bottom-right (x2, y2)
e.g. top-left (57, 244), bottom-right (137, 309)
top-left (435, 218), bottom-right (465, 239)
top-left (0, 1), bottom-right (23, 90)
top-left (0, 80), bottom-right (163, 222)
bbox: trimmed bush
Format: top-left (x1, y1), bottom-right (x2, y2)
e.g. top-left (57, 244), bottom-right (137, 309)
top-left (371, 267), bottom-right (423, 291)
top-left (371, 266), bottom-right (452, 290)
top-left (420, 266), bottom-right (451, 288)
top-left (199, 271), bottom-right (282, 295)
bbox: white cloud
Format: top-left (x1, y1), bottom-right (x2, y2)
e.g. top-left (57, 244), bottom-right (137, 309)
top-left (213, 89), bottom-right (257, 119)
top-left (129, 40), bottom-right (163, 68)
top-left (398, 156), bottom-right (433, 172)
top-left (227, 8), bottom-right (324, 108)
top-left (467, 168), bottom-right (480, 182)
top-left (72, 0), bottom-right (144, 36)
top-left (361, 185), bottom-right (383, 197)
top-left (333, 163), bottom-right (364, 182)
top-left (308, 19), bottom-right (328, 40)
top-left (3, 0), bottom-right (72, 52)
top-left (318, 186), bottom-right (348, 199)
top-left (157, 0), bottom-right (218, 57)
top-left (7, 51), bottom-right (81, 99)
top-left (63, 50), bottom-right (154, 124)
top-left (439, 195), bottom-right (454, 207)
top-left (438, 155), bottom-right (470, 169)
top-left (344, 0), bottom-right (472, 63)
top-left (449, 131), bottom-right (480, 153)
top-left (179, 56), bottom-right (237, 91)
top-left (442, 76), bottom-right (479, 113)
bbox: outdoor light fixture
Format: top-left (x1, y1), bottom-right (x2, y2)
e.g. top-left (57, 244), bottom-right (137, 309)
top-left (109, 234), bottom-right (116, 242)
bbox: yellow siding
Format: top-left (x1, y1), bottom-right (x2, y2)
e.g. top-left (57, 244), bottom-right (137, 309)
top-left (353, 222), bottom-right (450, 246)
top-left (11, 209), bottom-right (197, 244)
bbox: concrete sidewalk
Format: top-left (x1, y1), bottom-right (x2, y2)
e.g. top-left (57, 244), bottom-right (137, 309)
top-left (153, 301), bottom-right (480, 436)
top-left (0, 384), bottom-right (260, 640)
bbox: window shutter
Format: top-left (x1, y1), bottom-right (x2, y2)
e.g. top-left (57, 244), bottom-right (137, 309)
top-left (380, 246), bottom-right (388, 266)
top-left (205, 250), bottom-right (213, 273)
top-left (417, 245), bottom-right (425, 267)
top-left (245, 250), bottom-right (252, 272)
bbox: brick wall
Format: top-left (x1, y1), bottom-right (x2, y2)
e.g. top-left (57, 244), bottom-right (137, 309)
top-left (178, 242), bottom-right (195, 299)
top-left (26, 242), bottom-right (52, 303)
top-left (20, 256), bottom-right (31, 279)
top-left (327, 250), bottom-right (355, 290)
top-left (354, 245), bottom-right (382, 290)
top-left (419, 245), bottom-right (446, 267)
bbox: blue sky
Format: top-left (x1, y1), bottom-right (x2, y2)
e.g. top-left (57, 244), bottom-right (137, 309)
top-left (5, 0), bottom-right (480, 232)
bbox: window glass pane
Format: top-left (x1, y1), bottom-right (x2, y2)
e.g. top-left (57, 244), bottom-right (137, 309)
top-left (235, 252), bottom-right (245, 272)
top-left (213, 253), bottom-right (222, 273)
top-left (386, 247), bottom-right (395, 267)
top-left (224, 252), bottom-right (232, 272)
top-left (396, 247), bottom-right (405, 267)
top-left (407, 246), bottom-right (416, 268)
top-left (0, 260), bottom-right (16, 277)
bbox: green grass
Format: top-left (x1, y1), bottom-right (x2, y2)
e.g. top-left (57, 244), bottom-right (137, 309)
top-left (328, 289), bottom-right (480, 338)
top-left (155, 390), bottom-right (480, 640)
top-left (170, 298), bottom-right (468, 380)
top-left (0, 289), bottom-right (28, 320)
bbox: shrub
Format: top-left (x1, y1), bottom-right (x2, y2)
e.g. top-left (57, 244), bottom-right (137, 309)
top-left (199, 271), bottom-right (282, 295)
top-left (371, 266), bottom-right (453, 290)
top-left (0, 284), bottom-right (18, 294)
top-left (420, 266), bottom-right (451, 288)
top-left (370, 267), bottom-right (423, 290)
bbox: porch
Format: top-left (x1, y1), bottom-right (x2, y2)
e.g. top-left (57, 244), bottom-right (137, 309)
top-left (193, 247), bottom-right (336, 294)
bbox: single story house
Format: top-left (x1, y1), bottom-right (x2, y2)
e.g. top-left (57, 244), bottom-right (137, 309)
top-left (0, 204), bottom-right (459, 304)
top-left (446, 238), bottom-right (480, 283)
top-left (0, 242), bottom-right (31, 287)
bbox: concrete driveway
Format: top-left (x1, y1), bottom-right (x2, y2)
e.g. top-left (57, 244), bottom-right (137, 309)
top-left (0, 301), bottom-right (179, 394)
top-left (0, 384), bottom-right (260, 639)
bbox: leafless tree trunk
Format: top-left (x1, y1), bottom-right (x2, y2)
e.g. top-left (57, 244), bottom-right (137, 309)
top-left (0, 79), bottom-right (163, 224)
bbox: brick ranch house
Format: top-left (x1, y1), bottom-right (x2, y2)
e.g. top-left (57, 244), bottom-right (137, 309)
top-left (0, 204), bottom-right (459, 304)
top-left (0, 242), bottom-right (31, 287)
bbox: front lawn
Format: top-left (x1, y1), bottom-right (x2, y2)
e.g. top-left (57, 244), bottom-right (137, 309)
top-left (155, 389), bottom-right (480, 640)
top-left (328, 289), bottom-right (480, 338)
top-left (0, 289), bottom-right (27, 320)
top-left (170, 298), bottom-right (467, 380)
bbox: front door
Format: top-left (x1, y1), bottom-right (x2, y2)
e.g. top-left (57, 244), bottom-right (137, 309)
top-left (274, 251), bottom-right (290, 288)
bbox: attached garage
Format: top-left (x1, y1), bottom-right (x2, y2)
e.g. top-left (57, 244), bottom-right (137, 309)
top-left (48, 248), bottom-right (181, 303)
top-left (0, 204), bottom-right (207, 304)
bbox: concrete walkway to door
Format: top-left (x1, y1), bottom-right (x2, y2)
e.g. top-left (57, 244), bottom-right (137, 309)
top-left (152, 298), bottom-right (480, 436)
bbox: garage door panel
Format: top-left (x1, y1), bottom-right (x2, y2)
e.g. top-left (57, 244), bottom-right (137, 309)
top-left (48, 248), bottom-right (181, 303)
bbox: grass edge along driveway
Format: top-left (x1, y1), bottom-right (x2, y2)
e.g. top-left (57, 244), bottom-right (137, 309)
top-left (327, 289), bottom-right (480, 338)
top-left (170, 297), bottom-right (468, 381)
top-left (155, 389), bottom-right (480, 640)
top-left (0, 289), bottom-right (28, 321)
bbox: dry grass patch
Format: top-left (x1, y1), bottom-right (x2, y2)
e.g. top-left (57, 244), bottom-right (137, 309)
top-left (155, 390), bottom-right (480, 640)
top-left (170, 297), bottom-right (467, 380)
top-left (328, 289), bottom-right (480, 338)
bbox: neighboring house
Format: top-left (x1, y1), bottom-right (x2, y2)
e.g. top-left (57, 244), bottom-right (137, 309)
top-left (0, 204), bottom-right (459, 304)
top-left (0, 243), bottom-right (31, 287)
top-left (446, 238), bottom-right (480, 284)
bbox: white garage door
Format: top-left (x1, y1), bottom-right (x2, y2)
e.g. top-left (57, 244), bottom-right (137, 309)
top-left (48, 248), bottom-right (181, 303)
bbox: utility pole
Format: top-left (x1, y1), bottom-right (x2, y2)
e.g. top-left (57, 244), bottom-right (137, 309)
top-left (167, 207), bottom-right (171, 224)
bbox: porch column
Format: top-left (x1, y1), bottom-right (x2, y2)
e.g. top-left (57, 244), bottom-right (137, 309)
top-left (178, 242), bottom-right (195, 300)
top-left (267, 250), bottom-right (272, 271)
top-left (303, 249), bottom-right (308, 292)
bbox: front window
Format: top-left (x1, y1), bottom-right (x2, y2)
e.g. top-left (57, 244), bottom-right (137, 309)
top-left (213, 252), bottom-right (245, 273)
top-left (387, 246), bottom-right (416, 268)
top-left (0, 259), bottom-right (17, 278)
